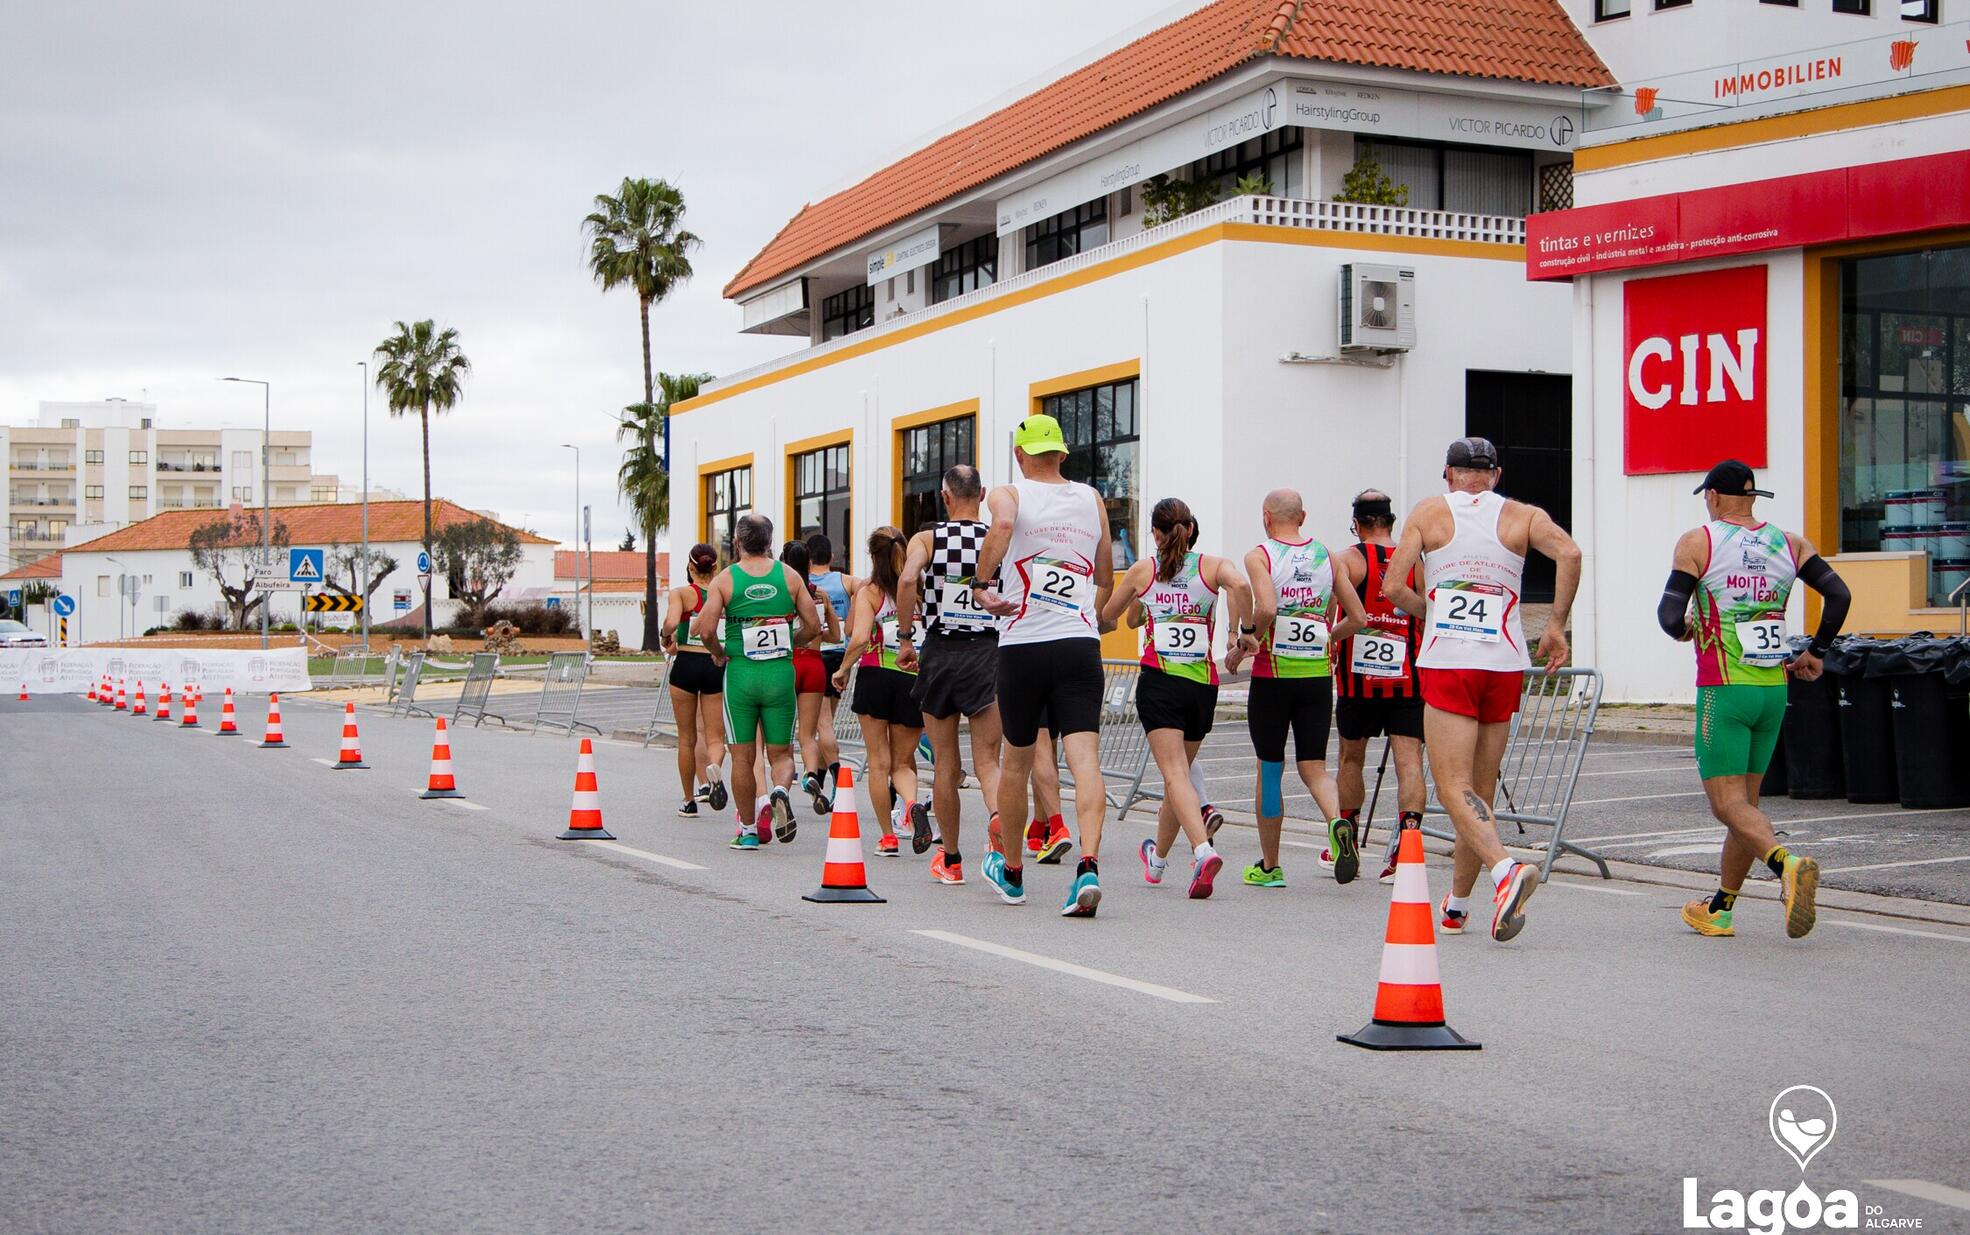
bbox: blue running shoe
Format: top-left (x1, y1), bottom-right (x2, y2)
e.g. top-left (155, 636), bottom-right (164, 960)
top-left (916, 733), bottom-right (934, 765)
top-left (981, 852), bottom-right (1026, 905)
top-left (1060, 869), bottom-right (1101, 917)
top-left (729, 828), bottom-right (759, 851)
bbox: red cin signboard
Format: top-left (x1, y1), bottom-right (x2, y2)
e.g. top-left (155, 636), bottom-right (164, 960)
top-left (1623, 265), bottom-right (1767, 475)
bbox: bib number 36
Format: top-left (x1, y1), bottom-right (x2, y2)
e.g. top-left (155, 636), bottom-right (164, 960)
top-left (1272, 614), bottom-right (1328, 659)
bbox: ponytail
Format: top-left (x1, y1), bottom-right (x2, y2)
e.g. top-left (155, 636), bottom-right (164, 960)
top-left (1150, 497), bottom-right (1197, 584)
top-left (867, 526), bottom-right (907, 598)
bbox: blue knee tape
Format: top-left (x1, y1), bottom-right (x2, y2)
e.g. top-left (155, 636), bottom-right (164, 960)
top-left (1259, 760), bottom-right (1285, 817)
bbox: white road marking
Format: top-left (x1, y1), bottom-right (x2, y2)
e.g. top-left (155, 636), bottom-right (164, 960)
top-left (912, 929), bottom-right (1215, 1004)
top-left (1565, 825), bottom-right (1722, 844)
top-left (310, 757), bottom-right (334, 766)
top-left (1570, 765), bottom-right (1692, 779)
top-left (581, 839), bottom-right (706, 871)
top-left (443, 799), bottom-right (490, 812)
top-left (1570, 790), bottom-right (1709, 806)
top-left (1542, 880), bottom-right (1643, 896)
top-left (1828, 921), bottom-right (1970, 944)
top-left (1645, 843), bottom-right (1725, 859)
top-left (1866, 1180), bottom-right (1970, 1211)
top-left (1822, 854), bottom-right (1970, 874)
top-left (1770, 807), bottom-right (1964, 827)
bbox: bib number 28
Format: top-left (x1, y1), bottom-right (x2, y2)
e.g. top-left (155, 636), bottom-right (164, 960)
top-left (1350, 632), bottom-right (1407, 678)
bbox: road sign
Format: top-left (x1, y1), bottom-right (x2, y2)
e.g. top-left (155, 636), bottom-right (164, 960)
top-left (416, 550), bottom-right (432, 576)
top-left (6, 589), bottom-right (19, 609)
top-left (545, 596), bottom-right (561, 610)
top-left (289, 548), bottom-right (324, 585)
top-left (58, 616), bottom-right (68, 646)
top-left (52, 593), bottom-right (75, 617)
top-left (393, 590), bottom-right (412, 612)
top-left (304, 593), bottom-right (363, 613)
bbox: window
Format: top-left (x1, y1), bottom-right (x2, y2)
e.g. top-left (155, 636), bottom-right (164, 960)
top-left (48, 519), bottom-right (66, 538)
top-left (232, 486), bottom-right (253, 501)
top-left (1024, 200), bottom-right (1108, 272)
top-left (128, 486), bottom-right (147, 500)
top-left (1594, 0), bottom-right (1631, 16)
top-left (232, 450), bottom-right (253, 472)
top-left (820, 284), bottom-right (874, 341)
top-left (178, 571), bottom-right (193, 589)
top-left (1902, 0), bottom-right (1938, 19)
top-left (789, 442), bottom-right (851, 563)
top-left (898, 415), bottom-right (975, 536)
top-left (1186, 126), bottom-right (1304, 199)
top-left (311, 486), bottom-right (337, 502)
top-left (1833, 0), bottom-right (1870, 11)
top-left (1040, 377), bottom-right (1141, 570)
top-left (1357, 137), bottom-right (1534, 218)
top-left (1654, 0), bottom-right (1691, 7)
top-left (1836, 242), bottom-right (1970, 605)
top-left (930, 235), bottom-right (998, 304)
top-left (128, 450), bottom-right (147, 465)
top-left (17, 521), bottom-right (37, 539)
top-left (84, 450), bottom-right (102, 465)
top-left (701, 464), bottom-right (752, 562)
top-left (98, 575), bottom-right (110, 597)
top-left (1760, 0), bottom-right (1799, 5)
top-left (84, 485), bottom-right (103, 499)
top-left (60, 418), bottom-right (79, 428)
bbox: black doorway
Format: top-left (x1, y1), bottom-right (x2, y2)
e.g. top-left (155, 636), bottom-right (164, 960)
top-left (1465, 370), bottom-right (1571, 604)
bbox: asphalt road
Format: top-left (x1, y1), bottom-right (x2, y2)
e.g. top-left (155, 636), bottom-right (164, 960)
top-left (5, 693), bottom-right (1970, 1233)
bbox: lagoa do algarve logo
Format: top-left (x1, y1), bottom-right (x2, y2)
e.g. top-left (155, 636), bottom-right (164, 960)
top-left (1682, 1087), bottom-right (1913, 1234)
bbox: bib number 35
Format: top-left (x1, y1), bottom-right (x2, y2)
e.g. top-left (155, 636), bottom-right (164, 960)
top-left (1736, 617), bottom-right (1787, 667)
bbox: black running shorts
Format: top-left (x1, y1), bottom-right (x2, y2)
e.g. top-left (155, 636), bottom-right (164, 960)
top-left (1246, 675), bottom-right (1333, 764)
top-left (1135, 669), bottom-right (1217, 743)
top-left (852, 664), bottom-right (924, 728)
top-left (668, 652), bottom-right (724, 697)
top-left (913, 632), bottom-right (999, 720)
top-left (1335, 693), bottom-right (1425, 742)
top-left (997, 638), bottom-right (1103, 747)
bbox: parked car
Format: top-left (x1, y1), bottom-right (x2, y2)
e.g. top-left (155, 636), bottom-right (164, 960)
top-left (0, 619), bottom-right (49, 648)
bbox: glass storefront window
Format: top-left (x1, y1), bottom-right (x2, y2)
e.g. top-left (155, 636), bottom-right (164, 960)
top-left (1838, 242), bottom-right (1970, 605)
top-left (702, 465), bottom-right (752, 563)
top-left (790, 443), bottom-right (850, 565)
top-left (898, 415), bottom-right (974, 536)
top-left (1040, 378), bottom-right (1140, 570)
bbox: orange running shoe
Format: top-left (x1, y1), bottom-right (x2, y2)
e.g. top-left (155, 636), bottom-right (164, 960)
top-left (929, 851), bottom-right (964, 884)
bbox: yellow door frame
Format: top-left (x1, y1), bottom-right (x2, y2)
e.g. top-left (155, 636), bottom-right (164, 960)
top-left (781, 428), bottom-right (853, 550)
top-left (1028, 361), bottom-right (1143, 659)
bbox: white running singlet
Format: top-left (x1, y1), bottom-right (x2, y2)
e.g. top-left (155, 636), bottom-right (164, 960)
top-left (1418, 490), bottom-right (1529, 672)
top-left (999, 477), bottom-right (1103, 648)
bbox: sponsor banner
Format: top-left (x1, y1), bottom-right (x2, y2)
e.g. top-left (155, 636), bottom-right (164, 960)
top-left (1528, 148), bottom-right (1970, 279)
top-left (1623, 265), bottom-right (1768, 476)
top-left (0, 647), bottom-right (313, 695)
top-left (865, 222), bottom-right (944, 287)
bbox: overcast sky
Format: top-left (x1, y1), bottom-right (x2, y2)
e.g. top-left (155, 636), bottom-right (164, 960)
top-left (0, 0), bottom-right (1189, 551)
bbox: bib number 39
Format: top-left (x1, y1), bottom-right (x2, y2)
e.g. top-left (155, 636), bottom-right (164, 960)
top-left (1430, 582), bottom-right (1506, 644)
top-left (1350, 632), bottom-right (1407, 678)
top-left (1736, 617), bottom-right (1787, 667)
top-left (1153, 618), bottom-right (1208, 662)
top-left (1030, 557), bottom-right (1093, 619)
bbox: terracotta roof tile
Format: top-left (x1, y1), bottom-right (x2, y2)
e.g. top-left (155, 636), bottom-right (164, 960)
top-left (724, 0), bottom-right (1608, 299)
top-left (61, 500), bottom-right (555, 555)
top-left (0, 552), bottom-right (62, 582)
top-left (555, 550), bottom-right (664, 582)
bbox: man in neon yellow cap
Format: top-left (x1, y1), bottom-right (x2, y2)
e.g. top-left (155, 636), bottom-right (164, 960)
top-left (973, 413), bottom-right (1115, 917)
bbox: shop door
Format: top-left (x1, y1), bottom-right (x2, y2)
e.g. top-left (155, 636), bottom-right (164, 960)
top-left (1465, 371), bottom-right (1571, 604)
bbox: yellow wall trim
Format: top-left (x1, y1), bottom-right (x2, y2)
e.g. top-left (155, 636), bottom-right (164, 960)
top-left (1219, 221), bottom-right (1524, 263)
top-left (1029, 360), bottom-right (1142, 404)
top-left (783, 430), bottom-right (852, 541)
top-left (1575, 83), bottom-right (1970, 173)
top-left (889, 401), bottom-right (980, 531)
top-left (696, 452), bottom-right (754, 478)
top-left (782, 427), bottom-right (853, 457)
top-left (890, 399), bottom-right (979, 433)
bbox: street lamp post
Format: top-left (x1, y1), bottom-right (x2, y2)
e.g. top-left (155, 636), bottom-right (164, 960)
top-left (221, 377), bottom-right (271, 649)
top-left (358, 361), bottom-right (370, 653)
top-left (105, 555), bottom-right (127, 642)
top-left (560, 444), bottom-right (581, 645)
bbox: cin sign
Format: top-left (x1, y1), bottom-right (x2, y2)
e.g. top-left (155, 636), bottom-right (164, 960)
top-left (1623, 265), bottom-right (1767, 475)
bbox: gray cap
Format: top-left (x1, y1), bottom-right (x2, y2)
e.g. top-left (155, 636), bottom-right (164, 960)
top-left (1445, 436), bottom-right (1500, 469)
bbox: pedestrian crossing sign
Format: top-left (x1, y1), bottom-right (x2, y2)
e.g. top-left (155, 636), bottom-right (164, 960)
top-left (289, 548), bottom-right (324, 585)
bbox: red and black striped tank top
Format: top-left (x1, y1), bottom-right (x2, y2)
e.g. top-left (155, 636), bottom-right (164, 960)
top-left (1333, 542), bottom-right (1421, 699)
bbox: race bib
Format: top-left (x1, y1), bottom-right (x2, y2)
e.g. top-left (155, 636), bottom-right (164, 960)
top-left (1029, 557), bottom-right (1093, 618)
top-left (743, 617), bottom-right (791, 661)
top-left (936, 576), bottom-right (997, 629)
top-left (1272, 612), bottom-right (1328, 659)
top-left (1429, 581), bottom-right (1505, 643)
top-left (1736, 617), bottom-right (1787, 667)
top-left (1350, 631), bottom-right (1408, 678)
top-left (714, 618), bottom-right (728, 645)
top-left (1152, 617), bottom-right (1209, 663)
top-left (879, 616), bottom-right (901, 649)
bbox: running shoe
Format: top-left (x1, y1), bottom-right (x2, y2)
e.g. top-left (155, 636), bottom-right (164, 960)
top-left (981, 852), bottom-right (1025, 905)
top-left (1060, 869), bottom-right (1101, 918)
top-left (1201, 803), bottom-right (1225, 840)
top-left (694, 783), bottom-right (711, 806)
top-left (1681, 899), bottom-right (1735, 937)
top-left (1243, 863), bottom-right (1285, 889)
top-left (1035, 820), bottom-right (1073, 865)
top-left (1438, 895), bottom-right (1467, 935)
top-left (755, 801), bottom-right (775, 846)
top-left (1490, 862), bottom-right (1539, 942)
top-left (1327, 817), bottom-right (1359, 885)
top-left (987, 813), bottom-right (1004, 857)
top-left (802, 771), bottom-right (831, 816)
top-left (676, 800), bottom-right (699, 819)
top-left (1316, 848), bottom-right (1336, 872)
top-left (729, 825), bottom-right (759, 851)
top-left (705, 768), bottom-right (728, 813)
top-left (876, 833), bottom-right (900, 857)
top-left (929, 851), bottom-right (964, 885)
top-left (1780, 854), bottom-right (1820, 939)
top-left (771, 787), bottom-right (798, 844)
top-left (1139, 838), bottom-right (1167, 885)
top-left (1379, 843), bottom-right (1400, 884)
top-left (1188, 850), bottom-right (1223, 900)
top-left (909, 800), bottom-right (933, 855)
top-left (1025, 818), bottom-right (1047, 854)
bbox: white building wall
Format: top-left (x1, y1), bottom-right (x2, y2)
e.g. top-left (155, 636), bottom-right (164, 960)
top-left (1560, 0), bottom-right (1929, 84)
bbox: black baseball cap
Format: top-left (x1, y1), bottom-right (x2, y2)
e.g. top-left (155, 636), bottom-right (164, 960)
top-left (1445, 436), bottom-right (1499, 469)
top-left (1693, 459), bottom-right (1773, 498)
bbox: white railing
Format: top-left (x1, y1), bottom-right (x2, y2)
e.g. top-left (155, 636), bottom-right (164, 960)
top-left (706, 195), bottom-right (1525, 393)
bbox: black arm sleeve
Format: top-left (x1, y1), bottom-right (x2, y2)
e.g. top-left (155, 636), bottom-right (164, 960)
top-left (1658, 570), bottom-right (1698, 640)
top-left (1797, 556), bottom-right (1851, 655)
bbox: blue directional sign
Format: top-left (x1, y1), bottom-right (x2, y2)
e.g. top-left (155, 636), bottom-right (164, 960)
top-left (416, 550), bottom-right (432, 576)
top-left (545, 596), bottom-right (561, 610)
top-left (6, 589), bottom-right (19, 610)
top-left (288, 548), bottom-right (324, 585)
top-left (52, 593), bottom-right (76, 617)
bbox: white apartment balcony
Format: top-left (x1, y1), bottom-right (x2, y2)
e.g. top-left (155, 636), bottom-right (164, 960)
top-left (9, 458), bottom-right (75, 473)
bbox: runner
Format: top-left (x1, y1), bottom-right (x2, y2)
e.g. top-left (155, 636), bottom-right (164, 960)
top-left (782, 540), bottom-right (844, 816)
top-left (1099, 497), bottom-right (1253, 899)
top-left (1659, 460), bottom-right (1849, 939)
top-left (831, 527), bottom-right (929, 858)
top-left (1238, 488), bottom-right (1368, 889)
top-left (1383, 437), bottom-right (1580, 941)
top-left (805, 532), bottom-right (859, 802)
top-left (895, 464), bottom-right (1003, 885)
top-left (1024, 731), bottom-right (1072, 862)
top-left (659, 543), bottom-right (728, 818)
top-left (693, 512), bottom-right (821, 851)
top-left (1327, 490), bottom-right (1426, 883)
top-left (973, 413), bottom-right (1113, 916)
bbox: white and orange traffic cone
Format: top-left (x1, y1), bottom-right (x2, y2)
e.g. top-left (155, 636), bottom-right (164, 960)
top-left (333, 701), bottom-right (367, 768)
top-left (179, 687), bottom-right (200, 729)
top-left (96, 675), bottom-right (109, 705)
top-left (216, 687), bottom-right (240, 735)
top-left (114, 678), bottom-right (128, 711)
top-left (18, 683), bottom-right (28, 702)
top-left (131, 681), bottom-right (147, 716)
top-left (259, 693), bottom-right (286, 748)
top-left (86, 678), bottom-right (97, 702)
top-left (420, 717), bottom-right (463, 799)
top-left (557, 738), bottom-right (613, 839)
top-left (1338, 823), bottom-right (1478, 1051)
top-left (155, 683), bottom-right (173, 722)
top-left (803, 765), bottom-right (885, 904)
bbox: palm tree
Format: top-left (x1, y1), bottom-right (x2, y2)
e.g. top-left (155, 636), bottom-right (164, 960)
top-left (372, 319), bottom-right (470, 639)
top-left (618, 371), bottom-right (710, 651)
top-left (583, 177), bottom-right (699, 411)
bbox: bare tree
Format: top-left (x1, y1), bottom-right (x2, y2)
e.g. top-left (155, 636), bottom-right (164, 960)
top-left (188, 510), bottom-right (291, 630)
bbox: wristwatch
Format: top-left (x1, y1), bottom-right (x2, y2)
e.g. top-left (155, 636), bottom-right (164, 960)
top-left (1240, 623), bottom-right (1258, 636)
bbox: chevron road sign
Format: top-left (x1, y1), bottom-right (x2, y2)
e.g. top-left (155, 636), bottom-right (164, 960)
top-left (303, 593), bottom-right (364, 613)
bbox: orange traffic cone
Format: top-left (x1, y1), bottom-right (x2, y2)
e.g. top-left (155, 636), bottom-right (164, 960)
top-left (216, 688), bottom-right (240, 735)
top-left (86, 678), bottom-right (97, 702)
top-left (557, 738), bottom-right (613, 838)
top-left (1338, 823), bottom-right (1478, 1051)
top-left (259, 693), bottom-right (287, 748)
top-left (155, 682), bottom-right (172, 722)
top-left (420, 717), bottom-right (463, 799)
top-left (114, 678), bottom-right (128, 711)
top-left (18, 683), bottom-right (28, 702)
top-left (803, 765), bottom-right (885, 904)
top-left (179, 687), bottom-right (200, 729)
top-left (131, 681), bottom-right (147, 716)
top-left (333, 701), bottom-right (367, 768)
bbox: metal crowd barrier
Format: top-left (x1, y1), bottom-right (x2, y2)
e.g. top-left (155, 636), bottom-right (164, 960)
top-left (391, 652), bottom-right (432, 718)
top-left (453, 653), bottom-right (507, 728)
top-left (322, 650), bottom-right (362, 688)
top-left (639, 667), bottom-right (677, 746)
top-left (828, 659), bottom-right (869, 774)
top-left (533, 651), bottom-right (599, 734)
top-left (384, 646), bottom-right (406, 701)
top-left (1420, 667), bottom-right (1608, 879)
top-left (1054, 659), bottom-right (1161, 819)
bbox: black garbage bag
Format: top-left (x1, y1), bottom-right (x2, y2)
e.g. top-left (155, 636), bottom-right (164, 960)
top-left (1834, 639), bottom-right (1898, 804)
top-left (1873, 635), bottom-right (1970, 809)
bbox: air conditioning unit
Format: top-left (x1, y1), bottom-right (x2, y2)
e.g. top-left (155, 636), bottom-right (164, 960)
top-left (1339, 263), bottom-right (1417, 353)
